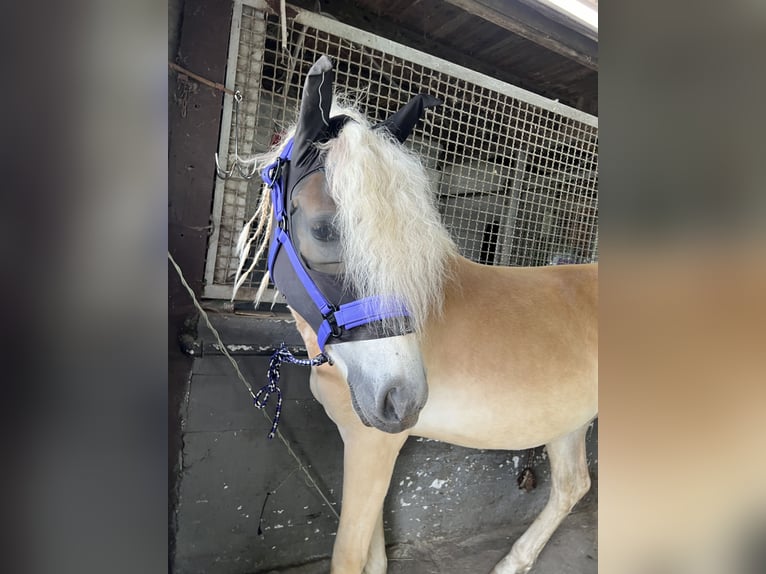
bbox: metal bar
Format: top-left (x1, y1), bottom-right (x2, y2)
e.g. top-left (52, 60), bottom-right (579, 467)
top-left (201, 342), bottom-right (308, 357)
top-left (498, 150), bottom-right (528, 266)
top-left (591, 228), bottom-right (599, 260)
top-left (203, 283), bottom-right (287, 303)
top-left (203, 0), bottom-right (248, 297)
top-left (282, 25), bottom-right (307, 94)
top-left (168, 62), bottom-right (238, 95)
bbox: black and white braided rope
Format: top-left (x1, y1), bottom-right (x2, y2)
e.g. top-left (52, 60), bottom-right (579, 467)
top-left (256, 343), bottom-right (330, 438)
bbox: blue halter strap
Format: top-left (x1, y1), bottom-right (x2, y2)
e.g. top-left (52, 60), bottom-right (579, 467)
top-left (262, 137), bottom-right (410, 353)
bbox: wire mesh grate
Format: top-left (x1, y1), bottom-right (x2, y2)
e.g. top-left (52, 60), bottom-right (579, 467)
top-left (206, 0), bottom-right (598, 299)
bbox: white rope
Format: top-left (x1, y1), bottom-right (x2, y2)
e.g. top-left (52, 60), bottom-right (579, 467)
top-left (168, 251), bottom-right (340, 520)
top-left (280, 0), bottom-right (288, 54)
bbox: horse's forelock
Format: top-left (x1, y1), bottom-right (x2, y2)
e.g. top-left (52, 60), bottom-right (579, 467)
top-left (323, 111), bottom-right (457, 334)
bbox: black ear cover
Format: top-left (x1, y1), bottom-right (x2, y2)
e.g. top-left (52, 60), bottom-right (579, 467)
top-left (292, 55), bottom-right (335, 167)
top-left (374, 94), bottom-right (442, 143)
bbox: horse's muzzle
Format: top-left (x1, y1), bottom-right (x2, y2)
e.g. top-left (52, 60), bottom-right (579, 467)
top-left (346, 374), bottom-right (426, 433)
top-left (327, 335), bottom-right (428, 434)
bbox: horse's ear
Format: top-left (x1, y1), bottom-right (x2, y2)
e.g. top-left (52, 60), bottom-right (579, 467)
top-left (374, 94), bottom-right (442, 143)
top-left (293, 55), bottom-right (334, 162)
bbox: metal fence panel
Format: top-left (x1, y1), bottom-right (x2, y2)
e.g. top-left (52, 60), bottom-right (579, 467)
top-left (204, 0), bottom-right (598, 300)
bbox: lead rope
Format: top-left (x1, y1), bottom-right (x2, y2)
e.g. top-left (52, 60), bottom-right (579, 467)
top-left (168, 251), bottom-right (340, 521)
top-left (258, 343), bottom-right (331, 438)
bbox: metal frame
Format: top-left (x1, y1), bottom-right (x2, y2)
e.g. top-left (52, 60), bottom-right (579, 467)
top-left (292, 11), bottom-right (597, 128)
top-left (203, 0), bottom-right (249, 301)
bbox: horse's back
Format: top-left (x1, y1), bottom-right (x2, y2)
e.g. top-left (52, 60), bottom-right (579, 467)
top-left (415, 259), bottom-right (598, 449)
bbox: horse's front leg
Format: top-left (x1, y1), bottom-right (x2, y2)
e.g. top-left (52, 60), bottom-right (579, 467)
top-left (365, 508), bottom-right (386, 574)
top-left (491, 422), bottom-right (592, 574)
top-left (331, 430), bottom-right (406, 574)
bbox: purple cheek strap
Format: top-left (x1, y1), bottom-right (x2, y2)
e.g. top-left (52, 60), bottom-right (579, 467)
top-left (261, 137), bottom-right (411, 352)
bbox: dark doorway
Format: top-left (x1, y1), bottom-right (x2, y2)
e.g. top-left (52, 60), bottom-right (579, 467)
top-left (479, 220), bottom-right (500, 265)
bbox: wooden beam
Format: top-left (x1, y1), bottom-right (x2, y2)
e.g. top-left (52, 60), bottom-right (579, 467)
top-left (169, 0), bottom-right (232, 305)
top-left (441, 0), bottom-right (597, 69)
top-left (517, 0), bottom-right (598, 42)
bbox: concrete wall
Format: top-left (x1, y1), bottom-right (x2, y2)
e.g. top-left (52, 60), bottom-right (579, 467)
top-left (173, 313), bottom-right (597, 573)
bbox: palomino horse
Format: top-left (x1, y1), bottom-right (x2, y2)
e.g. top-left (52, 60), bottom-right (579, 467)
top-left (235, 56), bottom-right (597, 574)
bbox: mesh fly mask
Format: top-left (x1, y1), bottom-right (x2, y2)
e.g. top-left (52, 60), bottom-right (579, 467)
top-left (262, 55), bottom-right (441, 352)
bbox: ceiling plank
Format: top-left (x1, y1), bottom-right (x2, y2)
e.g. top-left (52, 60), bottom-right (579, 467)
top-left (441, 0), bottom-right (597, 69)
top-left (517, 0), bottom-right (598, 41)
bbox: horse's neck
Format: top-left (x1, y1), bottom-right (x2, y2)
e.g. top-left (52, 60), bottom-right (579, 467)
top-left (430, 255), bottom-right (598, 336)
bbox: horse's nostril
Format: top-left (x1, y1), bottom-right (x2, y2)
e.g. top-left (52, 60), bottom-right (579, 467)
top-left (382, 387), bottom-right (404, 422)
top-left (382, 386), bottom-right (422, 424)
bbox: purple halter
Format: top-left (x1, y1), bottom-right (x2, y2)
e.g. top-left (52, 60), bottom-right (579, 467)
top-left (262, 137), bottom-right (410, 352)
top-left (252, 55), bottom-right (441, 438)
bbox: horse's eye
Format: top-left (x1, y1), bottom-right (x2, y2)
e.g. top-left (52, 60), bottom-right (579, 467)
top-left (311, 221), bottom-right (339, 242)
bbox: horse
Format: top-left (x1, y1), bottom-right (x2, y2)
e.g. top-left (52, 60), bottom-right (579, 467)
top-left (234, 55), bottom-right (598, 574)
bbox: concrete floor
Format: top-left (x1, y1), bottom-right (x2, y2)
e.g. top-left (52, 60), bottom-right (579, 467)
top-left (174, 314), bottom-right (598, 574)
top-left (260, 491), bottom-right (597, 574)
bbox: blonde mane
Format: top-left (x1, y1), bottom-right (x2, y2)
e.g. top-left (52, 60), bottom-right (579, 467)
top-left (233, 99), bottom-right (457, 334)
